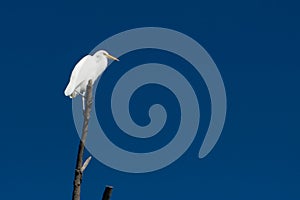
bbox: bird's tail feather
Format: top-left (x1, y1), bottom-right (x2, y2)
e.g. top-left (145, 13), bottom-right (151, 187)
top-left (64, 83), bottom-right (75, 96)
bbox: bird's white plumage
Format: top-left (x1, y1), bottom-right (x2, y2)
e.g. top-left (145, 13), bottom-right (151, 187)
top-left (64, 50), bottom-right (110, 98)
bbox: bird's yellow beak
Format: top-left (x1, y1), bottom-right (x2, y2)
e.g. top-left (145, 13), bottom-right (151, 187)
top-left (105, 53), bottom-right (119, 61)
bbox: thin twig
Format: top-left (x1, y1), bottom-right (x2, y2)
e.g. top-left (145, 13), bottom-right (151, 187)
top-left (81, 156), bottom-right (92, 172)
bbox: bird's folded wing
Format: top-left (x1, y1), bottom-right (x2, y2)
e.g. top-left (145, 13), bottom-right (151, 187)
top-left (64, 55), bottom-right (92, 96)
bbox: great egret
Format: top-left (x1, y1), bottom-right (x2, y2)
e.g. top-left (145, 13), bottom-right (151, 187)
top-left (64, 50), bottom-right (119, 109)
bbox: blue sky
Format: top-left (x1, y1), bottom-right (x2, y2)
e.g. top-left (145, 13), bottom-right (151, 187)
top-left (0, 0), bottom-right (299, 199)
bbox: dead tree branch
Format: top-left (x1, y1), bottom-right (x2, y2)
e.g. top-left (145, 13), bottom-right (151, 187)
top-left (71, 79), bottom-right (114, 200)
top-left (101, 186), bottom-right (113, 200)
top-left (72, 80), bottom-right (93, 200)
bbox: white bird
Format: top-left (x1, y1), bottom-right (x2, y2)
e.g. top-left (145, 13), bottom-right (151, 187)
top-left (64, 50), bottom-right (119, 109)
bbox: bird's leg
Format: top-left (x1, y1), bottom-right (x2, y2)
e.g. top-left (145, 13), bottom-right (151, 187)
top-left (73, 89), bottom-right (86, 111)
top-left (81, 91), bottom-right (87, 111)
top-left (82, 96), bottom-right (86, 111)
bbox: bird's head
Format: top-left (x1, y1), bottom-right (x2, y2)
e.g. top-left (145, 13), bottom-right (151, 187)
top-left (94, 50), bottom-right (119, 62)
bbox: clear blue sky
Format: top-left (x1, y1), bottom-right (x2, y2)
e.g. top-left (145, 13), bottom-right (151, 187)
top-left (0, 0), bottom-right (299, 199)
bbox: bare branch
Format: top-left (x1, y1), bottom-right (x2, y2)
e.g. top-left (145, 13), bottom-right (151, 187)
top-left (101, 186), bottom-right (113, 200)
top-left (71, 80), bottom-right (114, 200)
top-left (72, 80), bottom-right (93, 200)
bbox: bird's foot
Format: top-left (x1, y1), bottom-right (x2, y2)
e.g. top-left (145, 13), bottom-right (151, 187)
top-left (75, 90), bottom-right (85, 97)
